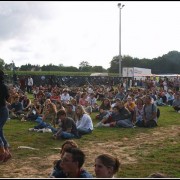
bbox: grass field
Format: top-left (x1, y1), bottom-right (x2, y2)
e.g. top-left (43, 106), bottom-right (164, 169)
top-left (0, 96), bottom-right (180, 178)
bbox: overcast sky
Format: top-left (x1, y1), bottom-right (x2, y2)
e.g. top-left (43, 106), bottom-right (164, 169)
top-left (0, 1), bottom-right (180, 69)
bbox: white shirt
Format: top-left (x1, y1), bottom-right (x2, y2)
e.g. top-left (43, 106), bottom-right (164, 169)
top-left (28, 77), bottom-right (33, 86)
top-left (61, 93), bottom-right (71, 103)
top-left (87, 96), bottom-right (97, 106)
top-left (76, 114), bottom-right (93, 130)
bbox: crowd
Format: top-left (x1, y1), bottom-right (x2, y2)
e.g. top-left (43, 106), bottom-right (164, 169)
top-left (1, 70), bottom-right (179, 177)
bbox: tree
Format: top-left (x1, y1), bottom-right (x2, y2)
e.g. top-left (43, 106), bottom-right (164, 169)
top-left (91, 66), bottom-right (106, 72)
top-left (4, 63), bottom-right (12, 71)
top-left (20, 64), bottom-right (34, 71)
top-left (0, 58), bottom-right (5, 69)
top-left (79, 61), bottom-right (92, 72)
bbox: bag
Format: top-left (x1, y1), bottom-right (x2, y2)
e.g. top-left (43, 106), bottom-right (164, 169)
top-left (152, 103), bottom-right (160, 119)
top-left (156, 107), bottom-right (160, 119)
top-left (144, 103), bottom-right (160, 119)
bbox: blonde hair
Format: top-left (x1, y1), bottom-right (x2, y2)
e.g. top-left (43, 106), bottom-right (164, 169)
top-left (75, 105), bottom-right (87, 119)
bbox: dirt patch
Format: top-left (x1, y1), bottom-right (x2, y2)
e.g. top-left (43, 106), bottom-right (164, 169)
top-left (0, 126), bottom-right (179, 178)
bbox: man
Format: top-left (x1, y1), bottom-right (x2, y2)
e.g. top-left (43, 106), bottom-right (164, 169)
top-left (27, 76), bottom-right (33, 94)
top-left (9, 95), bottom-right (23, 119)
top-left (66, 104), bottom-right (76, 122)
top-left (60, 147), bottom-right (93, 178)
top-left (172, 93), bottom-right (180, 112)
top-left (53, 109), bottom-right (79, 139)
top-left (114, 100), bottom-right (134, 128)
top-left (143, 95), bottom-right (158, 127)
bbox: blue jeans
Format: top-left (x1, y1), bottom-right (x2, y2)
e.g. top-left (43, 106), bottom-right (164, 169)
top-left (60, 132), bottom-right (75, 139)
top-left (34, 117), bottom-right (57, 133)
top-left (0, 106), bottom-right (9, 148)
top-left (116, 119), bottom-right (134, 128)
top-left (77, 128), bottom-right (92, 135)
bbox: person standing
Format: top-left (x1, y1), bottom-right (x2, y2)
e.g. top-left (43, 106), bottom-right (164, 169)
top-left (19, 76), bottom-right (26, 92)
top-left (27, 75), bottom-right (33, 94)
top-left (0, 69), bottom-right (12, 162)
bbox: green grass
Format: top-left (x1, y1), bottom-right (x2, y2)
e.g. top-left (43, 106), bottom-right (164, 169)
top-left (1, 95), bottom-right (180, 178)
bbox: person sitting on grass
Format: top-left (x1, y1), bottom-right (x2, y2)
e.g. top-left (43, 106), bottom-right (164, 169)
top-left (124, 96), bottom-right (136, 121)
top-left (142, 95), bottom-right (158, 128)
top-left (29, 99), bottom-right (57, 132)
top-left (94, 154), bottom-right (121, 178)
top-left (95, 106), bottom-right (120, 128)
top-left (172, 93), bottom-right (180, 113)
top-left (112, 100), bottom-right (133, 128)
top-left (65, 103), bottom-right (76, 122)
top-left (96, 98), bottom-right (112, 121)
top-left (53, 109), bottom-right (79, 140)
top-left (59, 147), bottom-right (93, 178)
top-left (49, 140), bottom-right (78, 178)
top-left (132, 98), bottom-right (144, 126)
top-left (8, 94), bottom-right (23, 119)
top-left (75, 105), bottom-right (93, 136)
top-left (21, 93), bottom-right (31, 112)
top-left (83, 99), bottom-right (92, 115)
top-left (21, 98), bottom-right (42, 122)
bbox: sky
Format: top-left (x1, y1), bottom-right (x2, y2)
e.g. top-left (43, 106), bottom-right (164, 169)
top-left (0, 1), bottom-right (180, 69)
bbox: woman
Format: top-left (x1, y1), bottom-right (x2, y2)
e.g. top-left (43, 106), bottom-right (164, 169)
top-left (49, 140), bottom-right (78, 178)
top-left (133, 98), bottom-right (144, 126)
top-left (75, 105), bottom-right (93, 136)
top-left (21, 98), bottom-right (42, 121)
top-left (78, 92), bottom-right (88, 106)
top-left (124, 96), bottom-right (136, 120)
top-left (32, 99), bottom-right (57, 132)
top-left (96, 98), bottom-right (111, 121)
top-left (0, 69), bottom-right (12, 162)
top-left (94, 154), bottom-right (120, 178)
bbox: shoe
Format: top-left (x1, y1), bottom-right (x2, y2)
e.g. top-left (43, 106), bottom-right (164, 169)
top-left (178, 110), bottom-right (180, 113)
top-left (33, 129), bottom-right (39, 132)
top-left (0, 147), bottom-right (6, 162)
top-left (21, 117), bottom-right (26, 122)
top-left (37, 129), bottom-right (44, 133)
top-left (20, 113), bottom-right (25, 116)
top-left (95, 122), bottom-right (102, 128)
top-left (101, 123), bottom-right (110, 127)
top-left (11, 112), bottom-right (17, 118)
top-left (29, 128), bottom-right (34, 131)
top-left (0, 153), bottom-right (6, 162)
top-left (43, 128), bottom-right (52, 133)
top-left (3, 153), bottom-right (12, 162)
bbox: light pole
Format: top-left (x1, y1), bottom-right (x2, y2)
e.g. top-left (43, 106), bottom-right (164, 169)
top-left (117, 3), bottom-right (125, 77)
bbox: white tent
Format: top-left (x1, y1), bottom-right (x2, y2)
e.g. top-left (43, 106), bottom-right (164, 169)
top-left (90, 73), bottom-right (108, 76)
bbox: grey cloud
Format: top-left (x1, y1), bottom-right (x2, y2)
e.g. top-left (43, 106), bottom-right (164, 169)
top-left (10, 45), bottom-right (31, 52)
top-left (0, 1), bottom-right (52, 40)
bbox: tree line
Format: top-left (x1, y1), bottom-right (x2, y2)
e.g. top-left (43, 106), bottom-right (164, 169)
top-left (0, 50), bottom-right (180, 74)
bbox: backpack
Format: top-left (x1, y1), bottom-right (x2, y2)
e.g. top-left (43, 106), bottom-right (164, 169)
top-left (156, 106), bottom-right (160, 119)
top-left (144, 103), bottom-right (160, 119)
